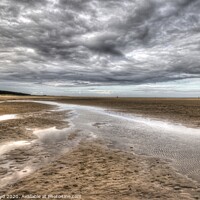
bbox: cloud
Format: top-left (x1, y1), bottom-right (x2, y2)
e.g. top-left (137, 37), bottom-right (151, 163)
top-left (0, 0), bottom-right (200, 92)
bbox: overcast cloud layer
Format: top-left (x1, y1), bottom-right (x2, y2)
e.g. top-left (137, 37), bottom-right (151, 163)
top-left (0, 0), bottom-right (200, 96)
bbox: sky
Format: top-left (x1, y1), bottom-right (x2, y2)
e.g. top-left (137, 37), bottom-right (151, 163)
top-left (0, 0), bottom-right (200, 97)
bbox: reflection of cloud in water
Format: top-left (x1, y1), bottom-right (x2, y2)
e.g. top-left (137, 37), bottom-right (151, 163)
top-left (0, 141), bottom-right (31, 156)
top-left (33, 127), bottom-right (71, 144)
top-left (0, 114), bottom-right (17, 121)
top-left (0, 166), bottom-right (33, 189)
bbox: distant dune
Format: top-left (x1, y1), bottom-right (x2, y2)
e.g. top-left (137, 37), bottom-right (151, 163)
top-left (0, 90), bottom-right (30, 96)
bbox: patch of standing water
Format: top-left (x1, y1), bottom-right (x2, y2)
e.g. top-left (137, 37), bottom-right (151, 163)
top-left (33, 127), bottom-right (73, 144)
top-left (0, 141), bottom-right (31, 156)
top-left (0, 114), bottom-right (17, 122)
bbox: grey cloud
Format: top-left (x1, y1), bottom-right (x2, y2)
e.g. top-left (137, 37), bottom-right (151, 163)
top-left (12, 0), bottom-right (47, 6)
top-left (0, 0), bottom-right (200, 90)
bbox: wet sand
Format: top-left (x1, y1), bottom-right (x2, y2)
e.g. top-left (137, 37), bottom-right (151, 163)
top-left (0, 97), bottom-right (200, 199)
top-left (0, 101), bottom-right (71, 142)
top-left (0, 102), bottom-right (75, 188)
top-left (0, 101), bottom-right (54, 115)
top-left (3, 141), bottom-right (200, 200)
top-left (1, 96), bottom-right (200, 128)
top-left (54, 97), bottom-right (200, 129)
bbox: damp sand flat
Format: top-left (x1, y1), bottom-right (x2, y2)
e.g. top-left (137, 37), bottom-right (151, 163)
top-left (0, 101), bottom-right (82, 186)
top-left (0, 126), bottom-right (79, 189)
top-left (0, 101), bottom-right (69, 143)
top-left (5, 142), bottom-right (200, 200)
top-left (54, 97), bottom-right (200, 129)
top-left (31, 101), bottom-right (200, 182)
top-left (1, 96), bottom-right (199, 128)
top-left (1, 100), bottom-right (200, 199)
top-left (3, 100), bottom-right (200, 182)
top-left (0, 102), bottom-right (82, 189)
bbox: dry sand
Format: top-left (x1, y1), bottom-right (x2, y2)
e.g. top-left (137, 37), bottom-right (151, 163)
top-left (0, 96), bottom-right (200, 199)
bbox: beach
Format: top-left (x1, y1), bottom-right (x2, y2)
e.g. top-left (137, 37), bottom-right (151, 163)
top-left (0, 97), bottom-right (200, 199)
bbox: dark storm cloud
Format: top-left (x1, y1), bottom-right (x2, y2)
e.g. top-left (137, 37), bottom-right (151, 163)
top-left (0, 0), bottom-right (200, 87)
